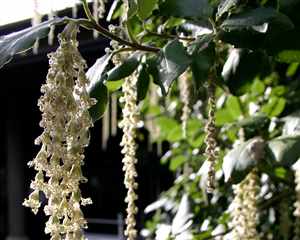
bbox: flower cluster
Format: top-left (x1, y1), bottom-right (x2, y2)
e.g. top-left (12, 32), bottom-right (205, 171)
top-left (179, 72), bottom-right (191, 138)
top-left (204, 77), bottom-right (217, 193)
top-left (229, 169), bottom-right (260, 240)
top-left (23, 28), bottom-right (95, 240)
top-left (119, 73), bottom-right (140, 240)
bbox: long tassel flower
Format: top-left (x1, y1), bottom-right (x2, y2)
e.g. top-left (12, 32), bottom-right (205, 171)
top-left (119, 73), bottom-right (140, 240)
top-left (93, 0), bottom-right (107, 38)
top-left (229, 169), bottom-right (260, 240)
top-left (204, 76), bottom-right (218, 193)
top-left (32, 0), bottom-right (42, 54)
top-left (23, 24), bottom-right (95, 240)
top-left (179, 72), bottom-right (191, 139)
top-left (293, 163), bottom-right (300, 239)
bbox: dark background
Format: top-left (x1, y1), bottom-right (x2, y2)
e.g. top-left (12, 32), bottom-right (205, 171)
top-left (0, 5), bottom-right (173, 239)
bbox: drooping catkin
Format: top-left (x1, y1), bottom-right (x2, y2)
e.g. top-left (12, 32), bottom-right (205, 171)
top-left (111, 93), bottom-right (118, 136)
top-left (293, 166), bottom-right (300, 240)
top-left (47, 8), bottom-right (55, 46)
top-left (93, 0), bottom-right (107, 38)
top-left (204, 76), bottom-right (217, 193)
top-left (101, 101), bottom-right (110, 150)
top-left (32, 0), bottom-right (42, 54)
top-left (23, 25), bottom-right (95, 240)
top-left (119, 73), bottom-right (140, 240)
top-left (229, 169), bottom-right (260, 240)
top-left (179, 72), bottom-right (191, 138)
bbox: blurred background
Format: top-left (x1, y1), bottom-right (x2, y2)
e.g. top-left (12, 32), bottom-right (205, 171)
top-left (0, 1), bottom-right (173, 239)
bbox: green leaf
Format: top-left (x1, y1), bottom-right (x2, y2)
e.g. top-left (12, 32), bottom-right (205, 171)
top-left (127, 0), bottom-right (138, 19)
top-left (170, 155), bottom-right (186, 171)
top-left (222, 137), bottom-right (265, 183)
top-left (157, 40), bottom-right (191, 94)
top-left (267, 135), bottom-right (300, 167)
top-left (276, 50), bottom-right (300, 63)
top-left (226, 95), bottom-right (242, 119)
top-left (137, 0), bottom-right (157, 20)
top-left (159, 0), bottom-right (213, 19)
top-left (105, 79), bottom-right (124, 92)
top-left (221, 7), bottom-right (294, 31)
top-left (261, 96), bottom-right (286, 117)
top-left (216, 0), bottom-right (239, 20)
top-left (137, 65), bottom-right (150, 101)
top-left (86, 53), bottom-right (112, 86)
top-left (88, 83), bottom-right (109, 123)
top-left (106, 52), bottom-right (141, 81)
top-left (233, 114), bottom-right (270, 131)
top-left (222, 50), bottom-right (271, 96)
top-left (0, 17), bottom-right (65, 69)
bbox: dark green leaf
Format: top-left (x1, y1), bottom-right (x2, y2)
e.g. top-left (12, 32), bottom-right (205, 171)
top-left (221, 7), bottom-right (294, 31)
top-left (190, 37), bottom-right (214, 92)
top-left (137, 64), bottom-right (150, 101)
top-left (88, 83), bottom-right (108, 123)
top-left (233, 114), bottom-right (270, 131)
top-left (146, 57), bottom-right (166, 95)
top-left (106, 52), bottom-right (141, 81)
top-left (137, 0), bottom-right (157, 20)
top-left (157, 40), bottom-right (191, 94)
top-left (222, 137), bottom-right (265, 183)
top-left (127, 0), bottom-right (138, 19)
top-left (222, 50), bottom-right (271, 95)
top-left (267, 135), bottom-right (300, 167)
top-left (86, 53), bottom-right (112, 86)
top-left (0, 17), bottom-right (65, 69)
top-left (159, 0), bottom-right (213, 19)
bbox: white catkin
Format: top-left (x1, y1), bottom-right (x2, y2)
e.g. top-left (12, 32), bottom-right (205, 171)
top-left (23, 27), bottom-right (95, 240)
top-left (32, 0), bottom-right (42, 54)
top-left (93, 0), bottom-right (107, 38)
top-left (179, 72), bottom-right (191, 139)
top-left (204, 78), bottom-right (217, 193)
top-left (102, 102), bottom-right (110, 150)
top-left (48, 9), bottom-right (55, 46)
top-left (229, 169), bottom-right (260, 240)
top-left (111, 93), bottom-right (118, 136)
top-left (72, 1), bottom-right (78, 18)
top-left (293, 168), bottom-right (300, 240)
top-left (119, 73), bottom-right (139, 240)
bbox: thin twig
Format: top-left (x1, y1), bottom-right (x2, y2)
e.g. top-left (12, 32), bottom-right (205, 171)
top-left (79, 0), bottom-right (160, 52)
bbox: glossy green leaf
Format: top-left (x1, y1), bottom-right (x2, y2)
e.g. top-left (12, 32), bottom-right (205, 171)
top-left (137, 64), bottom-right (150, 101)
top-left (86, 53), bottom-right (112, 85)
top-left (127, 0), bottom-right (138, 19)
top-left (0, 17), bottom-right (65, 69)
top-left (267, 135), bottom-right (300, 167)
top-left (221, 7), bottom-right (294, 31)
top-left (106, 52), bottom-right (141, 81)
top-left (222, 137), bottom-right (265, 183)
top-left (88, 83), bottom-right (108, 123)
top-left (137, 0), bottom-right (157, 20)
top-left (157, 40), bottom-right (191, 94)
top-left (105, 79), bottom-right (124, 92)
top-left (159, 0), bottom-right (213, 19)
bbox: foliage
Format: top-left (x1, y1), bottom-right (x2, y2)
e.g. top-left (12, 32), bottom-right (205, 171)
top-left (1, 0), bottom-right (300, 239)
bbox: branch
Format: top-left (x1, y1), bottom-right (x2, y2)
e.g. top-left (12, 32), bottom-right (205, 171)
top-left (79, 0), bottom-right (160, 53)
